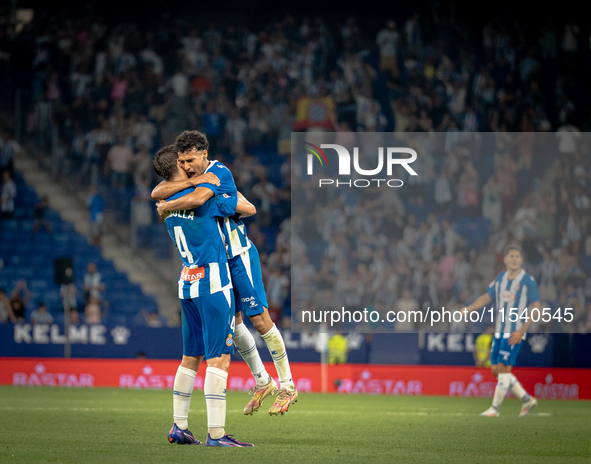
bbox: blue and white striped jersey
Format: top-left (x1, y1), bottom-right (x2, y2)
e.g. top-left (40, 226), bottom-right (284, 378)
top-left (486, 269), bottom-right (540, 339)
top-left (201, 160), bottom-right (252, 259)
top-left (164, 188), bottom-right (238, 299)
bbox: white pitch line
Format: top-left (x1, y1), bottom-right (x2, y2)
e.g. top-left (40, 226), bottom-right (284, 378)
top-left (0, 406), bottom-right (228, 413)
top-left (0, 406), bottom-right (551, 417)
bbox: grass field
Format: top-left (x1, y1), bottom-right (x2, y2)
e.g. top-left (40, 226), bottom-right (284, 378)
top-left (1, 387), bottom-right (590, 463)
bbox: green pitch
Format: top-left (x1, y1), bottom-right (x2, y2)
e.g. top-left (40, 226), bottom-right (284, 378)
top-left (1, 386), bottom-right (590, 463)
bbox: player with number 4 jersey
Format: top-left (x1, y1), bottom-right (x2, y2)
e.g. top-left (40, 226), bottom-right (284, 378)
top-left (153, 145), bottom-right (255, 447)
top-left (154, 130), bottom-right (297, 417)
top-left (464, 244), bottom-right (540, 417)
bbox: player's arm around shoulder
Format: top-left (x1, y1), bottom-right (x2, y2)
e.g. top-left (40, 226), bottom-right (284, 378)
top-left (156, 187), bottom-right (215, 219)
top-left (235, 191), bottom-right (256, 217)
top-left (151, 173), bottom-right (220, 200)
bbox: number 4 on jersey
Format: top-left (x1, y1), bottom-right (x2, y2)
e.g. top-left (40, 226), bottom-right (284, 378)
top-left (174, 226), bottom-right (194, 263)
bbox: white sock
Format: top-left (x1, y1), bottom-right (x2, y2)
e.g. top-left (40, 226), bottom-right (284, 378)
top-left (204, 366), bottom-right (227, 439)
top-left (173, 365), bottom-right (196, 430)
top-left (262, 324), bottom-right (295, 391)
top-left (509, 373), bottom-right (531, 402)
top-left (492, 373), bottom-right (510, 409)
top-left (234, 322), bottom-right (270, 386)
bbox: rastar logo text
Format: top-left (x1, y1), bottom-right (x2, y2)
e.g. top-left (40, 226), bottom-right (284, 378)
top-left (306, 144), bottom-right (417, 188)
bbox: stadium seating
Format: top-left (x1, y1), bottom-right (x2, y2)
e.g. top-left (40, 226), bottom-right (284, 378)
top-left (0, 173), bottom-right (158, 324)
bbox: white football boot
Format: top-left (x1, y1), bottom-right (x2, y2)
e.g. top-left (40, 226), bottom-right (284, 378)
top-left (518, 397), bottom-right (538, 417)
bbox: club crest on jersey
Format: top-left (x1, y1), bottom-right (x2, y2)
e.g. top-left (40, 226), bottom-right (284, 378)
top-left (499, 290), bottom-right (516, 303)
top-left (514, 283), bottom-right (520, 291)
top-left (226, 334), bottom-right (233, 346)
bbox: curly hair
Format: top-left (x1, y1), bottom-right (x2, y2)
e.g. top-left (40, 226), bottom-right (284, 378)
top-left (175, 130), bottom-right (210, 154)
top-left (153, 145), bottom-right (178, 181)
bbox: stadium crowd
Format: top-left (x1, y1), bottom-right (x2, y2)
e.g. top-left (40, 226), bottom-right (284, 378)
top-left (0, 6), bottom-right (590, 331)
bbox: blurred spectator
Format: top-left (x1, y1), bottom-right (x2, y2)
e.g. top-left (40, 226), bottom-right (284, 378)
top-left (86, 187), bottom-right (105, 246)
top-left (435, 169), bottom-right (453, 213)
top-left (30, 302), bottom-right (54, 325)
top-left (376, 21), bottom-right (400, 76)
top-left (0, 131), bottom-right (19, 176)
top-left (1, 171), bottom-right (16, 218)
top-left (145, 310), bottom-right (166, 327)
top-left (69, 309), bottom-right (80, 325)
top-left (10, 280), bottom-right (30, 323)
top-left (266, 265), bottom-right (290, 320)
top-left (33, 196), bottom-right (52, 233)
top-left (538, 251), bottom-right (559, 302)
top-left (560, 204), bottom-right (582, 255)
top-left (60, 270), bottom-right (78, 312)
top-left (84, 263), bottom-right (104, 303)
top-left (35, 93), bottom-right (53, 153)
top-left (482, 175), bottom-right (502, 231)
top-left (84, 296), bottom-right (102, 325)
top-left (251, 167), bottom-right (277, 226)
top-left (451, 252), bottom-right (472, 294)
top-left (514, 197), bottom-right (537, 240)
top-left (404, 12), bottom-right (422, 55)
top-left (449, 289), bottom-right (471, 332)
top-left (105, 138), bottom-right (134, 187)
top-left (0, 288), bottom-right (15, 323)
top-left (132, 114), bottom-right (157, 152)
top-left (226, 108), bottom-right (247, 157)
top-left (580, 302), bottom-right (591, 334)
top-left (393, 289), bottom-right (418, 332)
top-left (133, 145), bottom-right (154, 188)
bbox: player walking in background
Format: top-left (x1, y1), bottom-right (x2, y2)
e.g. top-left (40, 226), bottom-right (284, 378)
top-left (464, 244), bottom-right (539, 417)
top-left (153, 131), bottom-right (298, 416)
top-left (153, 145), bottom-right (255, 447)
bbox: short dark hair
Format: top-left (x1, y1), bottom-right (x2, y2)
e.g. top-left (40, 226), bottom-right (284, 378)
top-left (175, 130), bottom-right (209, 154)
top-left (153, 145), bottom-right (178, 181)
top-left (503, 244), bottom-right (523, 257)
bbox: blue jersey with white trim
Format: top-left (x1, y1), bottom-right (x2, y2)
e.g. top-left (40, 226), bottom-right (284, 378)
top-left (486, 269), bottom-right (540, 339)
top-left (164, 188), bottom-right (238, 299)
top-left (199, 160), bottom-right (251, 259)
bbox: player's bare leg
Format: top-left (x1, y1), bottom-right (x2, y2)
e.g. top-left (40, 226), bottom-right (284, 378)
top-left (235, 311), bottom-right (278, 414)
top-left (249, 309), bottom-right (298, 416)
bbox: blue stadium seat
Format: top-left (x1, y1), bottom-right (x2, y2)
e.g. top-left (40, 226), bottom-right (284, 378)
top-left (1, 176), bottom-right (161, 322)
top-left (29, 279), bottom-right (48, 291)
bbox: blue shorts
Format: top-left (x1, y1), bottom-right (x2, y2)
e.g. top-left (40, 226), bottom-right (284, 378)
top-left (490, 337), bottom-right (523, 366)
top-left (180, 288), bottom-right (235, 359)
top-left (229, 246), bottom-right (268, 317)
